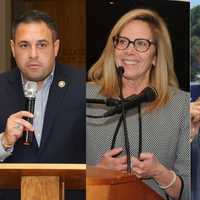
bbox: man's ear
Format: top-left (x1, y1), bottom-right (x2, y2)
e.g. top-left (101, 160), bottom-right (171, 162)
top-left (10, 40), bottom-right (15, 58)
top-left (54, 39), bottom-right (60, 57)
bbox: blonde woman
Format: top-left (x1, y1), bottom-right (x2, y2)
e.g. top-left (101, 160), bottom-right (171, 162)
top-left (87, 9), bottom-right (190, 200)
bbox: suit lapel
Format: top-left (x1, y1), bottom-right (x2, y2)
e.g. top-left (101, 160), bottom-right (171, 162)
top-left (7, 69), bottom-right (25, 111)
top-left (39, 64), bottom-right (70, 153)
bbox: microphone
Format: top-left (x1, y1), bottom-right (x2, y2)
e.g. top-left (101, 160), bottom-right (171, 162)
top-left (86, 98), bottom-right (121, 107)
top-left (103, 87), bottom-right (158, 117)
top-left (116, 65), bottom-right (132, 173)
top-left (116, 66), bottom-right (125, 76)
top-left (23, 81), bottom-right (37, 145)
top-left (87, 65), bottom-right (124, 107)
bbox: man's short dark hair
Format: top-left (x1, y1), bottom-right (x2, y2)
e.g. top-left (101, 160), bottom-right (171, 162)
top-left (12, 10), bottom-right (58, 41)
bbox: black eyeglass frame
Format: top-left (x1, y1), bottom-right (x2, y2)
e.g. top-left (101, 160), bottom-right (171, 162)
top-left (112, 35), bottom-right (156, 53)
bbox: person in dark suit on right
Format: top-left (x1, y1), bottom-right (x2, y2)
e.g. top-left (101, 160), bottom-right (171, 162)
top-left (192, 134), bottom-right (200, 200)
top-left (191, 98), bottom-right (200, 200)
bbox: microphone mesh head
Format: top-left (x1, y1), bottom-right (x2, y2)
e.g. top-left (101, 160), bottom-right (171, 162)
top-left (145, 87), bottom-right (158, 102)
top-left (116, 66), bottom-right (124, 75)
top-left (24, 81), bottom-right (38, 98)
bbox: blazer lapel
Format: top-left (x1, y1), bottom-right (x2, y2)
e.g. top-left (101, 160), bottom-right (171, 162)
top-left (7, 69), bottom-right (25, 111)
top-left (38, 65), bottom-right (70, 153)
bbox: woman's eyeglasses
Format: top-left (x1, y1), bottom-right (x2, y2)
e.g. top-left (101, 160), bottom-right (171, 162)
top-left (113, 36), bottom-right (156, 53)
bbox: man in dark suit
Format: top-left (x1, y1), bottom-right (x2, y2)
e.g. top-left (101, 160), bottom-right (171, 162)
top-left (191, 99), bottom-right (200, 200)
top-left (0, 10), bottom-right (85, 199)
top-left (192, 134), bottom-right (200, 200)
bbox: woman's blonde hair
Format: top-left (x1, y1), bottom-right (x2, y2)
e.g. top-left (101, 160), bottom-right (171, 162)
top-left (88, 8), bottom-right (179, 111)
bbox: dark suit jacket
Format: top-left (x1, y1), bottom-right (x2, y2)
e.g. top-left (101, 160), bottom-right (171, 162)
top-left (0, 63), bottom-right (85, 199)
top-left (0, 63), bottom-right (85, 163)
top-left (192, 134), bottom-right (200, 200)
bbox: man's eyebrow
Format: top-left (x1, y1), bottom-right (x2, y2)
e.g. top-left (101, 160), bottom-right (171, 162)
top-left (37, 39), bottom-right (49, 43)
top-left (17, 41), bottom-right (29, 45)
top-left (16, 40), bottom-right (49, 45)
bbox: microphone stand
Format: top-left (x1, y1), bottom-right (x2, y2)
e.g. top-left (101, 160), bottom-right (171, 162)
top-left (138, 104), bottom-right (143, 158)
top-left (111, 115), bottom-right (123, 149)
top-left (116, 67), bottom-right (131, 173)
top-left (111, 104), bottom-right (143, 159)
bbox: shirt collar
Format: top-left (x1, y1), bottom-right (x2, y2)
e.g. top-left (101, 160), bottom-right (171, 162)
top-left (21, 66), bottom-right (55, 90)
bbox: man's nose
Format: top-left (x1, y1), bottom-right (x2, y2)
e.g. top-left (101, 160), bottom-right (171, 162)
top-left (29, 46), bottom-right (38, 59)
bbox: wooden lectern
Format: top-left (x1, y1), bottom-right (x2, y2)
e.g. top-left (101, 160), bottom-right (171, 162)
top-left (0, 164), bottom-right (86, 200)
top-left (87, 166), bottom-right (164, 200)
top-left (0, 164), bottom-right (164, 200)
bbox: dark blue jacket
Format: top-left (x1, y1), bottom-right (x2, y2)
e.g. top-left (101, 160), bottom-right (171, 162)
top-left (0, 64), bottom-right (85, 199)
top-left (192, 134), bottom-right (200, 200)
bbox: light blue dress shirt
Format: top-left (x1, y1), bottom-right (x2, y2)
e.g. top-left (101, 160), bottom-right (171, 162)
top-left (0, 69), bottom-right (54, 161)
top-left (32, 72), bottom-right (54, 145)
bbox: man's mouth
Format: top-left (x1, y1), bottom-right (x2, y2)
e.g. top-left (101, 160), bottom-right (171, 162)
top-left (26, 63), bottom-right (41, 68)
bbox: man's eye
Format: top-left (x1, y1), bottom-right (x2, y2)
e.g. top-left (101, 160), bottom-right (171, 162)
top-left (37, 43), bottom-right (47, 48)
top-left (19, 44), bottom-right (28, 48)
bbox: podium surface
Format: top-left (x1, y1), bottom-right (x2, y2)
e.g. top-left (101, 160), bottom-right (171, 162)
top-left (0, 164), bottom-right (86, 200)
top-left (0, 164), bottom-right (164, 200)
top-left (0, 163), bottom-right (86, 189)
top-left (87, 166), bottom-right (164, 200)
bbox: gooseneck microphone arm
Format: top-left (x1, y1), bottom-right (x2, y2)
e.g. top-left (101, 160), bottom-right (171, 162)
top-left (138, 104), bottom-right (142, 158)
top-left (86, 98), bottom-right (121, 106)
top-left (87, 87), bottom-right (158, 118)
top-left (111, 115), bottom-right (123, 149)
top-left (87, 80), bottom-right (158, 172)
top-left (116, 66), bottom-right (132, 173)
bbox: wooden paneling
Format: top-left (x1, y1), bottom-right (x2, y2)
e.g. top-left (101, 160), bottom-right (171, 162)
top-left (0, 164), bottom-right (86, 189)
top-left (87, 166), bottom-right (164, 200)
top-left (21, 176), bottom-right (62, 200)
top-left (12, 0), bottom-right (86, 68)
top-left (0, 0), bottom-right (11, 72)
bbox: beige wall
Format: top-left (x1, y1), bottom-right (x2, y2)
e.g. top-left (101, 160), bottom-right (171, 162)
top-left (0, 0), bottom-right (11, 73)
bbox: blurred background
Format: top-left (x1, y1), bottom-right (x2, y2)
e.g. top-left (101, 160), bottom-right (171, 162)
top-left (0, 0), bottom-right (190, 90)
top-left (191, 1), bottom-right (200, 100)
top-left (87, 0), bottom-right (190, 91)
top-left (0, 0), bottom-right (86, 72)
